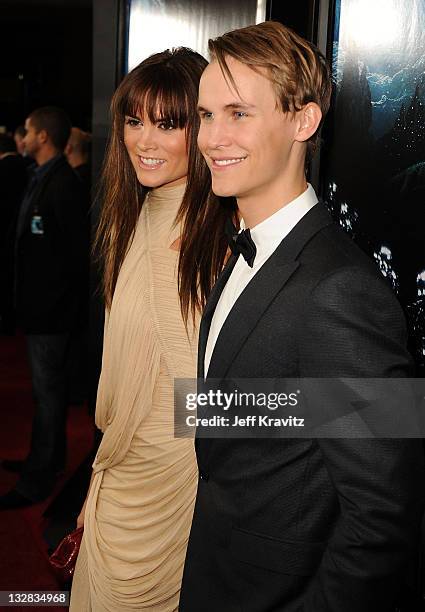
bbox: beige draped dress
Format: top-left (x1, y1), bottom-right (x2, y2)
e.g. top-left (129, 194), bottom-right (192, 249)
top-left (70, 182), bottom-right (198, 611)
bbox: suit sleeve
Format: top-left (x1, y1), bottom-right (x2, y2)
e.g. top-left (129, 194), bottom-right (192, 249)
top-left (298, 265), bottom-right (425, 612)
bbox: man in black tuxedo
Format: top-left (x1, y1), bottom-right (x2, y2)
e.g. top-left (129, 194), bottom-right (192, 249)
top-left (0, 107), bottom-right (88, 508)
top-left (179, 22), bottom-right (425, 612)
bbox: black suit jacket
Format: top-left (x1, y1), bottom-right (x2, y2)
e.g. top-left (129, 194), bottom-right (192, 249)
top-left (180, 203), bottom-right (425, 612)
top-left (15, 155), bottom-right (89, 334)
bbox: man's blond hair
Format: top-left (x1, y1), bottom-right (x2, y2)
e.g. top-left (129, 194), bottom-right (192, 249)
top-left (208, 21), bottom-right (332, 156)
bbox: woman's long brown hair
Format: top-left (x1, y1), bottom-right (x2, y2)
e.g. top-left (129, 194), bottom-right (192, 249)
top-left (177, 163), bottom-right (236, 327)
top-left (94, 47), bottom-right (208, 309)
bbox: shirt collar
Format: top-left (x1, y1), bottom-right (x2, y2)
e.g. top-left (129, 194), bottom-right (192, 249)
top-left (34, 154), bottom-right (62, 181)
top-left (240, 183), bottom-right (318, 267)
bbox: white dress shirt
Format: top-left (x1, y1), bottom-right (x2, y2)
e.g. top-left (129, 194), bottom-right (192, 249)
top-left (204, 183), bottom-right (318, 376)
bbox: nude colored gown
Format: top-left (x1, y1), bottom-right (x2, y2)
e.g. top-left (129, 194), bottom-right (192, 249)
top-left (70, 182), bottom-right (198, 611)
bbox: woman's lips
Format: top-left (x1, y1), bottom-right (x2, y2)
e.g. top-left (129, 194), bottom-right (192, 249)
top-left (138, 156), bottom-right (166, 170)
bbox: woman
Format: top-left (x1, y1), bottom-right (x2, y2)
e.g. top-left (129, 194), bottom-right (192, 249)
top-left (70, 47), bottom-right (207, 611)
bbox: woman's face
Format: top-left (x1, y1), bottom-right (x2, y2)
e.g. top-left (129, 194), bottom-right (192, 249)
top-left (123, 111), bottom-right (189, 189)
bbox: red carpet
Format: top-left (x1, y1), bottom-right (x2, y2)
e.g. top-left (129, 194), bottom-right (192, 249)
top-left (0, 333), bottom-right (94, 610)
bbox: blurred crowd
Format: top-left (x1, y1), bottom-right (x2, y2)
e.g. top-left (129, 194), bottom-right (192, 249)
top-left (0, 106), bottom-right (91, 509)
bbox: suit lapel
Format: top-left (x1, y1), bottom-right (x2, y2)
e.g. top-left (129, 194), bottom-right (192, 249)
top-left (207, 259), bottom-right (299, 379)
top-left (17, 156), bottom-right (65, 240)
top-left (19, 180), bottom-right (44, 238)
top-left (200, 202), bottom-right (333, 380)
top-left (198, 254), bottom-right (238, 380)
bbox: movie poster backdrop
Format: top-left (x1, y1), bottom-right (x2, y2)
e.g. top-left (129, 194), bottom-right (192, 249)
top-left (320, 0), bottom-right (425, 373)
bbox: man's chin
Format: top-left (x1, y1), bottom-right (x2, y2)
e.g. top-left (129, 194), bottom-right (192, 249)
top-left (211, 181), bottom-right (237, 198)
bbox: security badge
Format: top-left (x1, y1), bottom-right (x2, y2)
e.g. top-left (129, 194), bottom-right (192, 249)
top-left (31, 215), bottom-right (44, 235)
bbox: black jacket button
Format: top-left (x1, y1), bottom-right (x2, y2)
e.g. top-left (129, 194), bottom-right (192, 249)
top-left (199, 471), bottom-right (209, 481)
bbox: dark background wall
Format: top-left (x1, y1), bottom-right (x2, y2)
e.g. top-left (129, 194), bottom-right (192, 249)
top-left (0, 0), bottom-right (92, 131)
top-left (267, 0), bottom-right (319, 40)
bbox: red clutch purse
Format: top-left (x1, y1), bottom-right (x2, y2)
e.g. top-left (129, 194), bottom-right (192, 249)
top-left (49, 526), bottom-right (83, 583)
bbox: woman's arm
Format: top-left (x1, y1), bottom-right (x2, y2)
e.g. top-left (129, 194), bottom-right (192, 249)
top-left (76, 469), bottom-right (95, 529)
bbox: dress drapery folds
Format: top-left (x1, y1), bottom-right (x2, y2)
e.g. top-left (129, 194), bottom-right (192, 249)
top-left (71, 183), bottom-right (198, 611)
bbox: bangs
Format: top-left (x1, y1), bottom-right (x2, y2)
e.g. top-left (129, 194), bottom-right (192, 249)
top-left (122, 68), bottom-right (191, 128)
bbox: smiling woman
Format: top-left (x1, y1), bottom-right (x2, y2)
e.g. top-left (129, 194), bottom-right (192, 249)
top-left (69, 48), bottom-right (207, 612)
top-left (95, 47), bottom-right (207, 306)
top-left (123, 113), bottom-right (188, 188)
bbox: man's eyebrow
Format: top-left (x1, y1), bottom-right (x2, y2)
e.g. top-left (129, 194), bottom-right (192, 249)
top-left (197, 102), bottom-right (256, 113)
top-left (224, 102), bottom-right (256, 111)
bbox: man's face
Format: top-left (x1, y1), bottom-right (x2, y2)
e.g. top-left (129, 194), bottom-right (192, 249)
top-left (197, 57), bottom-right (299, 203)
top-left (23, 118), bottom-right (41, 159)
top-left (14, 134), bottom-right (25, 155)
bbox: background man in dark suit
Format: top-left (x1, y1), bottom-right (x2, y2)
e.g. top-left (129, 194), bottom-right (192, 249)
top-left (13, 125), bottom-right (27, 157)
top-left (64, 126), bottom-right (92, 190)
top-left (64, 126), bottom-right (92, 405)
top-left (0, 106), bottom-right (88, 508)
top-left (180, 22), bottom-right (425, 612)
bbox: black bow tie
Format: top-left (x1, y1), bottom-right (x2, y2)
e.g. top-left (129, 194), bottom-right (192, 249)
top-left (225, 218), bottom-right (257, 268)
